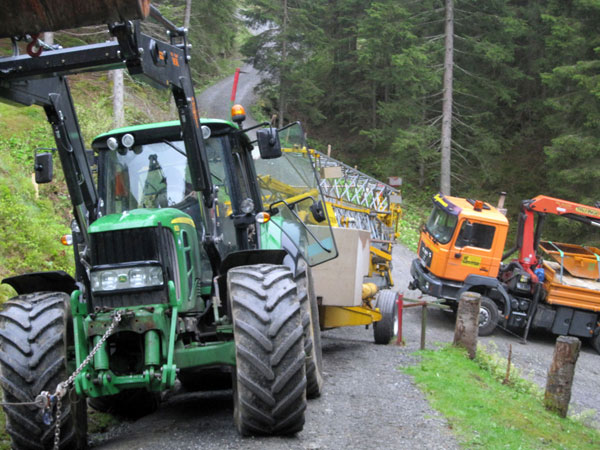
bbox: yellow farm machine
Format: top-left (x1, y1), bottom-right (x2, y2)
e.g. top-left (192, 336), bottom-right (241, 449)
top-left (255, 138), bottom-right (402, 344)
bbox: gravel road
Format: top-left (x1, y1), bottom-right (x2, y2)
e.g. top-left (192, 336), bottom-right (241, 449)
top-left (196, 63), bottom-right (260, 139)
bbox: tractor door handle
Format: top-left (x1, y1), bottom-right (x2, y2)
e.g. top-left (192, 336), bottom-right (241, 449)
top-left (454, 253), bottom-right (461, 258)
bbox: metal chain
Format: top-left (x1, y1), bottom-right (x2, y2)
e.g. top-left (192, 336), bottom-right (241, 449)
top-left (50, 309), bottom-right (123, 450)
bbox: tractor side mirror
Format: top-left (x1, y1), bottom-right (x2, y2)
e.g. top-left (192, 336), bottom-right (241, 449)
top-left (310, 200), bottom-right (326, 223)
top-left (34, 151), bottom-right (54, 184)
top-left (256, 128), bottom-right (282, 159)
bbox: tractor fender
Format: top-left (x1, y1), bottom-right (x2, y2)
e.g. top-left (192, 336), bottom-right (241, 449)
top-left (219, 249), bottom-right (288, 275)
top-left (2, 270), bottom-right (77, 296)
top-left (457, 274), bottom-right (511, 320)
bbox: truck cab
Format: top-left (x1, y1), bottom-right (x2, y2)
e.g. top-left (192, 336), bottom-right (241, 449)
top-left (410, 193), bottom-right (508, 301)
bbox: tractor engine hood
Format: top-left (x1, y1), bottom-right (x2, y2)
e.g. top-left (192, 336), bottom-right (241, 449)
top-left (89, 208), bottom-right (196, 234)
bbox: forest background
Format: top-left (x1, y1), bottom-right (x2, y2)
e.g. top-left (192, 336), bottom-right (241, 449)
top-left (0, 0), bottom-right (599, 301)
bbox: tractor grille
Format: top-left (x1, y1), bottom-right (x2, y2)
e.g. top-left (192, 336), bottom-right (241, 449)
top-left (91, 227), bottom-right (163, 265)
top-left (89, 227), bottom-right (175, 309)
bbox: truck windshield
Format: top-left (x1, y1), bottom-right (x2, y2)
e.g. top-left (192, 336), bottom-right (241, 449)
top-left (425, 205), bottom-right (458, 244)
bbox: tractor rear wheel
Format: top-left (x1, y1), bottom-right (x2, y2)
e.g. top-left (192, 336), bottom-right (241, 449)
top-left (0, 292), bottom-right (87, 450)
top-left (229, 264), bottom-right (307, 436)
top-left (373, 290), bottom-right (398, 345)
top-left (295, 259), bottom-right (324, 399)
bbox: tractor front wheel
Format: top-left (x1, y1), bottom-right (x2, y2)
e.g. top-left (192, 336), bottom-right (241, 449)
top-left (0, 292), bottom-right (87, 450)
top-left (229, 264), bottom-right (307, 436)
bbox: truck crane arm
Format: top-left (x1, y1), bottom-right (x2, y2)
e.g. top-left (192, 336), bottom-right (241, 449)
top-left (517, 195), bottom-right (600, 279)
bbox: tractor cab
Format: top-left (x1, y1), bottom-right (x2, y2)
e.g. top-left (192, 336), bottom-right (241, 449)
top-left (92, 119), bottom-right (337, 268)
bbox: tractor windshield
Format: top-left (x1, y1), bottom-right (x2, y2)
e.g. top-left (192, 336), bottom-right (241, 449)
top-left (100, 137), bottom-right (234, 216)
top-left (254, 123), bottom-right (338, 266)
top-left (425, 205), bottom-right (458, 244)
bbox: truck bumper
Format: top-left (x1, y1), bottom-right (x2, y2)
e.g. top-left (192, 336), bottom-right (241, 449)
top-left (409, 259), bottom-right (462, 301)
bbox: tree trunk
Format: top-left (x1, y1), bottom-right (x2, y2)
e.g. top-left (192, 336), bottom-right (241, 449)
top-left (183, 0), bottom-right (192, 30)
top-left (453, 291), bottom-right (481, 359)
top-left (43, 32), bottom-right (54, 46)
top-left (544, 336), bottom-right (581, 418)
top-left (112, 68), bottom-right (124, 129)
top-left (278, 0), bottom-right (288, 128)
top-left (440, 0), bottom-right (454, 195)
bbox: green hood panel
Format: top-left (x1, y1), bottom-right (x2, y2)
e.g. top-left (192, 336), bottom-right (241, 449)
top-left (89, 208), bottom-right (195, 233)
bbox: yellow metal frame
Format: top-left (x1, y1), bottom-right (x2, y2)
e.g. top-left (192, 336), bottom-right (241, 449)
top-left (319, 305), bottom-right (383, 329)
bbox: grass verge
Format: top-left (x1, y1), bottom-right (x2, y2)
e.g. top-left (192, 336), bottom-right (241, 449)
top-left (404, 345), bottom-right (600, 449)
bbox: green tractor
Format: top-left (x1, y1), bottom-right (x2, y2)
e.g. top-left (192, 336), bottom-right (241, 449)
top-left (0, 5), bottom-right (337, 449)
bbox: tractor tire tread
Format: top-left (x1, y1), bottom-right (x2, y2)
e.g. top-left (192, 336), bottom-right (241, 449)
top-left (0, 291), bottom-right (87, 450)
top-left (230, 264), bottom-right (307, 436)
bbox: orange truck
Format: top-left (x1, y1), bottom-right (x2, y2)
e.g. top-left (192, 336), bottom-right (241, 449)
top-left (409, 193), bottom-right (600, 353)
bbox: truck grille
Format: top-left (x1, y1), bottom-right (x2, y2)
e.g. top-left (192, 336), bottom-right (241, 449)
top-left (89, 227), bottom-right (176, 309)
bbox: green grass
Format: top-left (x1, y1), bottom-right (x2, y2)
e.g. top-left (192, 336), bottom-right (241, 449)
top-left (398, 198), bottom-right (430, 252)
top-left (404, 345), bottom-right (600, 449)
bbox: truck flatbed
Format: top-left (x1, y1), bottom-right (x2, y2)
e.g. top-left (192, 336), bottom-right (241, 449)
top-left (543, 260), bottom-right (600, 312)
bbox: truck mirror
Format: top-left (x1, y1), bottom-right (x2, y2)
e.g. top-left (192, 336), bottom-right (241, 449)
top-left (463, 221), bottom-right (474, 244)
top-left (256, 128), bottom-right (282, 159)
top-left (34, 152), bottom-right (53, 184)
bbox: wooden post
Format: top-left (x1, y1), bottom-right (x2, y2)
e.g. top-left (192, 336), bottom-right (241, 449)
top-left (544, 336), bottom-right (581, 418)
top-left (420, 303), bottom-right (427, 350)
top-left (453, 291), bottom-right (481, 359)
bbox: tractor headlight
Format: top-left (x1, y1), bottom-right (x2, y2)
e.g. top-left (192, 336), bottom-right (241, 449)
top-left (91, 264), bottom-right (164, 293)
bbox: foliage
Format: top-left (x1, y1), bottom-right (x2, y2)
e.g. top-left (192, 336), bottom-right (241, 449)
top-left (0, 104), bottom-right (73, 304)
top-left (243, 0), bottom-right (600, 244)
top-left (405, 345), bottom-right (600, 449)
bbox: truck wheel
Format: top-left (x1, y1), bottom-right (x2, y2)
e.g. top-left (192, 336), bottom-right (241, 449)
top-left (88, 389), bottom-right (160, 418)
top-left (229, 264), bottom-right (307, 436)
top-left (0, 292), bottom-right (87, 450)
top-left (295, 259), bottom-right (324, 399)
top-left (478, 296), bottom-right (499, 337)
top-left (591, 332), bottom-right (600, 355)
top-left (373, 290), bottom-right (398, 345)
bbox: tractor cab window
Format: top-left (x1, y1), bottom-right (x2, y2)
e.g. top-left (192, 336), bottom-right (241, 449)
top-left (102, 141), bottom-right (193, 214)
top-left (455, 221), bottom-right (495, 250)
top-left (425, 206), bottom-right (458, 244)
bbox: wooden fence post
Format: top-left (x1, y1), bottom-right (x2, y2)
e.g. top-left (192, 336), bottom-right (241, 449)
top-left (453, 291), bottom-right (481, 359)
top-left (544, 335), bottom-right (581, 418)
top-left (420, 303), bottom-right (427, 350)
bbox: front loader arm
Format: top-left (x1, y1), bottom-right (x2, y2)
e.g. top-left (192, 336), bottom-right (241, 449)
top-left (0, 15), bottom-right (214, 212)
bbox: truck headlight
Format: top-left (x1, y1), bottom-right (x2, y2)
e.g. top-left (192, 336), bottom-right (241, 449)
top-left (91, 264), bottom-right (164, 293)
